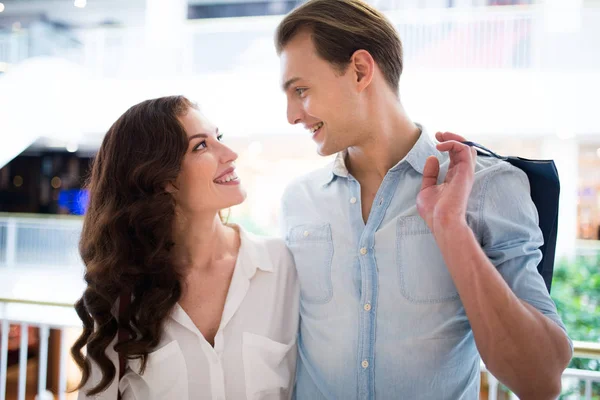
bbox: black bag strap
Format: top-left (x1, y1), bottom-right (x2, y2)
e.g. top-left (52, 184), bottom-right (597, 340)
top-left (461, 141), bottom-right (508, 160)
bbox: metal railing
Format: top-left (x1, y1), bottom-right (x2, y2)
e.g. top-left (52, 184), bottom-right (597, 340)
top-left (1, 213), bottom-right (598, 271)
top-left (0, 213), bottom-right (599, 398)
top-left (0, 298), bottom-right (80, 400)
top-left (1, 5), bottom-right (599, 77)
top-left (54, 6), bottom-right (600, 77)
top-left (0, 296), bottom-right (599, 400)
top-left (0, 214), bottom-right (83, 269)
top-left (483, 358), bottom-right (600, 400)
top-left (0, 32), bottom-right (28, 66)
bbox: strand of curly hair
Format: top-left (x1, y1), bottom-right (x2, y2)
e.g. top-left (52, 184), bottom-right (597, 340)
top-left (70, 96), bottom-right (197, 395)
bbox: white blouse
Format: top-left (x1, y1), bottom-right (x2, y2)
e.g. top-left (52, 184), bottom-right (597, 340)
top-left (78, 227), bottom-right (300, 400)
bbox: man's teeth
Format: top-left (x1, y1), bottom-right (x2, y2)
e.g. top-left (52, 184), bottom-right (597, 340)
top-left (310, 122), bottom-right (323, 133)
top-left (215, 172), bottom-right (238, 183)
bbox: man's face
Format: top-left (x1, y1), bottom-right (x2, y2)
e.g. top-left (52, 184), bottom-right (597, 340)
top-left (280, 31), bottom-right (363, 156)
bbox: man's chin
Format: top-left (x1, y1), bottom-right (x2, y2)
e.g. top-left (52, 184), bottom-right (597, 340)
top-left (316, 142), bottom-right (340, 157)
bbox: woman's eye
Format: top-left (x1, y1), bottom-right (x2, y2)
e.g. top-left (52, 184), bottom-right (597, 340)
top-left (194, 141), bottom-right (207, 151)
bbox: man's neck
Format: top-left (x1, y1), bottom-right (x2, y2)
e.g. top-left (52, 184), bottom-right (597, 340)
top-left (346, 102), bottom-right (420, 184)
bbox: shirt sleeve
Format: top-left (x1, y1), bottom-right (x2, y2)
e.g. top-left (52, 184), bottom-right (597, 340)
top-left (477, 163), bottom-right (571, 346)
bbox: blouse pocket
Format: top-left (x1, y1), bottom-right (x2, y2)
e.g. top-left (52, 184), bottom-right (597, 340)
top-left (243, 332), bottom-right (296, 400)
top-left (122, 341), bottom-right (188, 400)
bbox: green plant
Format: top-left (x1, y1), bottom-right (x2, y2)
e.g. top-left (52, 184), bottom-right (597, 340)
top-left (551, 254), bottom-right (600, 399)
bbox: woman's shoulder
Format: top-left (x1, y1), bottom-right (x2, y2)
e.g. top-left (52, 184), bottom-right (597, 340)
top-left (238, 226), bottom-right (295, 276)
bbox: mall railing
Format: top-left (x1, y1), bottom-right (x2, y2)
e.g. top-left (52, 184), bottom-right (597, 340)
top-left (482, 343), bottom-right (600, 400)
top-left (1, 5), bottom-right (599, 76)
top-left (0, 214), bottom-right (82, 269)
top-left (0, 298), bottom-right (79, 400)
top-left (3, 213), bottom-right (598, 269)
top-left (0, 296), bottom-right (599, 400)
top-left (0, 213), bottom-right (599, 399)
top-left (0, 31), bottom-right (28, 67)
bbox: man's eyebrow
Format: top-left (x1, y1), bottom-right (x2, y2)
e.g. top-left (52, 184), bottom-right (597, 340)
top-left (282, 77), bottom-right (301, 91)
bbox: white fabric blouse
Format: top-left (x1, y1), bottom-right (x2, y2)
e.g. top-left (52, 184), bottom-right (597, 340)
top-left (78, 227), bottom-right (299, 400)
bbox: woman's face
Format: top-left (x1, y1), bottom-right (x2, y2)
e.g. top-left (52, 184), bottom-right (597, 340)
top-left (170, 108), bottom-right (246, 214)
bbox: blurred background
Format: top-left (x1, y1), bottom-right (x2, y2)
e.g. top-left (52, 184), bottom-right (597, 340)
top-left (0, 0), bottom-right (598, 399)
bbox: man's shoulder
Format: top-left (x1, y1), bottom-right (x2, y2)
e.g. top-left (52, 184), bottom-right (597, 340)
top-left (282, 162), bottom-right (334, 199)
top-left (472, 155), bottom-right (527, 188)
top-left (469, 155), bottom-right (533, 213)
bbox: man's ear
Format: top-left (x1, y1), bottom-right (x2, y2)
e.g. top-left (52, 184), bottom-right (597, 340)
top-left (350, 49), bottom-right (375, 92)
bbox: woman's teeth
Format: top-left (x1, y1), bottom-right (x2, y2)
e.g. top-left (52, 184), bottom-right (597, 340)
top-left (215, 172), bottom-right (238, 184)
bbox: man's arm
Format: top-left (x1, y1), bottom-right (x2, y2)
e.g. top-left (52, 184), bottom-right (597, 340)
top-left (436, 223), bottom-right (571, 399)
top-left (418, 132), bottom-right (572, 399)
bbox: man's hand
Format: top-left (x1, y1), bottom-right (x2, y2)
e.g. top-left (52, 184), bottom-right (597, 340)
top-left (417, 132), bottom-right (477, 235)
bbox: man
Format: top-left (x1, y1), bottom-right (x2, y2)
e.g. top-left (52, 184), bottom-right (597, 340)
top-left (275, 1), bottom-right (572, 399)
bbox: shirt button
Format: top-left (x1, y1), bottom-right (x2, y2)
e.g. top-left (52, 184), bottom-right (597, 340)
top-left (362, 360), bottom-right (369, 369)
top-left (350, 197), bottom-right (357, 204)
top-left (364, 303), bottom-right (371, 311)
top-left (303, 230), bottom-right (309, 237)
top-left (360, 247), bottom-right (367, 255)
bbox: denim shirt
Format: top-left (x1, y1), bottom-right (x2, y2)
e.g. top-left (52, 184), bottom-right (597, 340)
top-left (280, 127), bottom-right (569, 400)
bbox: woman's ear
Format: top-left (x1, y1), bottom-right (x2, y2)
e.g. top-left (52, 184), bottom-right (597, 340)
top-left (165, 182), bottom-right (178, 194)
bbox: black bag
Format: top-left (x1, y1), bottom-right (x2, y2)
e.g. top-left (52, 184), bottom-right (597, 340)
top-left (463, 141), bottom-right (560, 294)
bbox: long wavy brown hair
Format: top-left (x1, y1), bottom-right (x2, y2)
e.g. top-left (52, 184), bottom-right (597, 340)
top-left (71, 95), bottom-right (198, 395)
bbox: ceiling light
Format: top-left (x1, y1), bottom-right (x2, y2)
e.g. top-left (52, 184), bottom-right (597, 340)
top-left (13, 176), bottom-right (23, 187)
top-left (51, 177), bottom-right (62, 189)
top-left (74, 0), bottom-right (87, 8)
top-left (0, 3), bottom-right (5, 13)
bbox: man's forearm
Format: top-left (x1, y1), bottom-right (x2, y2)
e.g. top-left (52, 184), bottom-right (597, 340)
top-left (434, 222), bottom-right (571, 399)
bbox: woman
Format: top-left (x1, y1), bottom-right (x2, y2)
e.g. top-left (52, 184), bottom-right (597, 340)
top-left (71, 96), bottom-right (299, 400)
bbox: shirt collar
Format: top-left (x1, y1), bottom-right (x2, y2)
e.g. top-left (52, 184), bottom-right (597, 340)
top-left (236, 226), bottom-right (274, 278)
top-left (400, 124), bottom-right (443, 174)
top-left (320, 123), bottom-right (441, 187)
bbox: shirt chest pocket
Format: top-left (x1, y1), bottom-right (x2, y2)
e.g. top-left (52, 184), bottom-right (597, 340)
top-left (242, 332), bottom-right (296, 400)
top-left (396, 216), bottom-right (460, 303)
top-left (123, 341), bottom-right (188, 400)
top-left (287, 223), bottom-right (334, 304)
